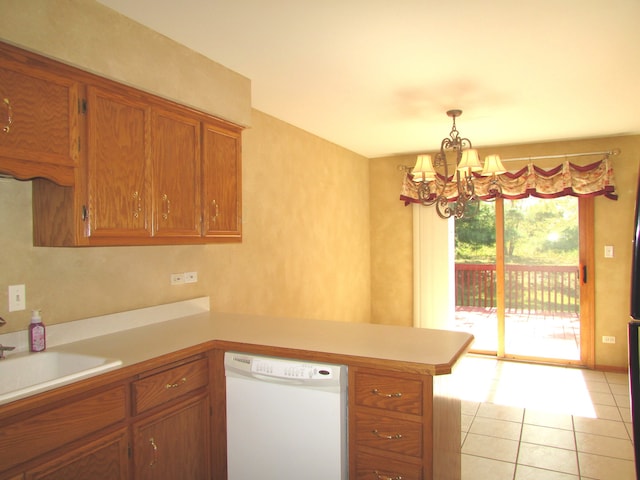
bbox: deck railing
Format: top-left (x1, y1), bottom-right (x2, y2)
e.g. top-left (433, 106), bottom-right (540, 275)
top-left (455, 263), bottom-right (580, 314)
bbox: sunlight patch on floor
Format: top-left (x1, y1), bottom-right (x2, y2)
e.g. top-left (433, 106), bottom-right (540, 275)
top-left (453, 355), bottom-right (598, 418)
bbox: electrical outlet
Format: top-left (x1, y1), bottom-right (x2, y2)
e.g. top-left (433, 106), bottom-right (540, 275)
top-left (602, 335), bottom-right (616, 344)
top-left (8, 284), bottom-right (26, 312)
top-left (184, 271), bottom-right (198, 284)
top-left (170, 273), bottom-right (185, 285)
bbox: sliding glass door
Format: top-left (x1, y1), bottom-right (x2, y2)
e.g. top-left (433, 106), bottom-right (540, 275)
top-left (454, 196), bottom-right (590, 365)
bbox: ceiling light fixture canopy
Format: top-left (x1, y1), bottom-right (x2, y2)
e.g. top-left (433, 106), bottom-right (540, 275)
top-left (411, 109), bottom-right (506, 219)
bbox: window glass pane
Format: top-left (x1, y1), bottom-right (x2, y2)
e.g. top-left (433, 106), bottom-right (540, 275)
top-left (454, 202), bottom-right (497, 352)
top-left (503, 196), bottom-right (580, 360)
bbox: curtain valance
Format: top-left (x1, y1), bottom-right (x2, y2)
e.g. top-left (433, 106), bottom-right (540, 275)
top-left (400, 157), bottom-right (617, 205)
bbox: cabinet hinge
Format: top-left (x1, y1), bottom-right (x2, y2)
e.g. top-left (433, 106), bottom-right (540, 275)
top-left (78, 99), bottom-right (87, 114)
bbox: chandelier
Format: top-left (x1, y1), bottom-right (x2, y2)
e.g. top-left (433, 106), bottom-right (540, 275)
top-left (411, 109), bottom-right (506, 219)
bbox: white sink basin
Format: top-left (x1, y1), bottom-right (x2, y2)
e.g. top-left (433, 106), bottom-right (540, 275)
top-left (0, 351), bottom-right (122, 403)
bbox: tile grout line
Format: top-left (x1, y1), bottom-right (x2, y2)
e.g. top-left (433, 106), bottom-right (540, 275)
top-left (571, 413), bottom-right (582, 479)
top-left (512, 407), bottom-right (526, 480)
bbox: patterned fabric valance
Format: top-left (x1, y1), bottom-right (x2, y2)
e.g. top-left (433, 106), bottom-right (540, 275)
top-left (400, 157), bottom-right (617, 205)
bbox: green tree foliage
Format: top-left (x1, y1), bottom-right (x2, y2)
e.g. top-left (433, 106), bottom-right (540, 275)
top-left (455, 197), bottom-right (578, 266)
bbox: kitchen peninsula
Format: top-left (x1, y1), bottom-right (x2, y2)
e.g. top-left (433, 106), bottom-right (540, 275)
top-left (0, 299), bottom-right (473, 480)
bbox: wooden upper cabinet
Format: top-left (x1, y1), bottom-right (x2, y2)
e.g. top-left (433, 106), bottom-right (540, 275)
top-left (86, 85), bottom-right (152, 239)
top-left (202, 121), bottom-right (242, 239)
top-left (152, 107), bottom-right (201, 238)
top-left (0, 43), bottom-right (80, 186)
top-left (1, 41), bottom-right (243, 246)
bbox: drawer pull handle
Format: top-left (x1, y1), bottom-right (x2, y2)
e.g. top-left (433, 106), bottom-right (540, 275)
top-left (161, 193), bottom-right (170, 220)
top-left (149, 437), bottom-right (158, 467)
top-left (372, 429), bottom-right (403, 440)
top-left (165, 377), bottom-right (187, 389)
top-left (2, 97), bottom-right (12, 133)
top-left (372, 388), bottom-right (402, 398)
top-left (132, 191), bottom-right (142, 219)
top-left (211, 199), bottom-right (220, 223)
top-left (374, 472), bottom-right (403, 480)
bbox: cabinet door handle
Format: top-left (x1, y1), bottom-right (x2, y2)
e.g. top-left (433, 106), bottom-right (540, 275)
top-left (372, 388), bottom-right (402, 398)
top-left (211, 199), bottom-right (220, 223)
top-left (372, 429), bottom-right (403, 440)
top-left (2, 97), bottom-right (12, 133)
top-left (132, 191), bottom-right (142, 219)
top-left (165, 377), bottom-right (187, 389)
top-left (374, 471), bottom-right (403, 480)
top-left (149, 437), bottom-right (158, 467)
top-left (161, 194), bottom-right (170, 220)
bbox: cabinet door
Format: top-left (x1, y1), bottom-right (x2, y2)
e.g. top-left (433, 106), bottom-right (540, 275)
top-left (86, 85), bottom-right (151, 239)
top-left (0, 46), bottom-right (79, 186)
top-left (151, 107), bottom-right (201, 238)
top-left (202, 122), bottom-right (242, 239)
top-left (133, 393), bottom-right (210, 480)
top-left (24, 428), bottom-right (129, 480)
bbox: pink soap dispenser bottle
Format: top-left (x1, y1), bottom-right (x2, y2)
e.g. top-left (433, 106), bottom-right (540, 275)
top-left (29, 309), bottom-right (46, 352)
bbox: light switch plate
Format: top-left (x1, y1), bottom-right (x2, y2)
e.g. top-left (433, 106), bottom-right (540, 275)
top-left (8, 284), bottom-right (26, 312)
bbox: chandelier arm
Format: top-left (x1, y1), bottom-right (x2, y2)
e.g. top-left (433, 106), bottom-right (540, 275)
top-left (417, 182), bottom-right (439, 206)
top-left (435, 196), bottom-right (453, 219)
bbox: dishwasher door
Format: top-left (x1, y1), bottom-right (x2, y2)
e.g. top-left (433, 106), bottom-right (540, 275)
top-left (224, 352), bottom-right (348, 480)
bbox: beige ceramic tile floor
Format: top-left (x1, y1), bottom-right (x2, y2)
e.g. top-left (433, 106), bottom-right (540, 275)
top-left (454, 355), bottom-right (636, 480)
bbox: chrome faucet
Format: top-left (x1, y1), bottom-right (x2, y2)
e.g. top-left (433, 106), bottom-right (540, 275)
top-left (0, 316), bottom-right (15, 359)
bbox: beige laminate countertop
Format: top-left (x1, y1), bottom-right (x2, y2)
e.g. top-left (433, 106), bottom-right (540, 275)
top-left (0, 310), bottom-right (474, 408)
top-left (58, 311), bottom-right (474, 377)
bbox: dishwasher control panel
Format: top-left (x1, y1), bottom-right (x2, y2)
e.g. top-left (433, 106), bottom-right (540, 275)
top-left (252, 358), bottom-right (333, 379)
top-left (225, 352), bottom-right (341, 383)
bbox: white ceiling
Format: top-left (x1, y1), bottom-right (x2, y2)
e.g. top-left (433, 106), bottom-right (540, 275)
top-left (97, 0), bottom-right (640, 158)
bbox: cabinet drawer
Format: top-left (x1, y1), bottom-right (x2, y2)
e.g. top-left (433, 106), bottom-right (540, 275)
top-left (354, 411), bottom-right (422, 457)
top-left (133, 358), bottom-right (208, 414)
top-left (355, 371), bottom-right (422, 415)
top-left (0, 386), bottom-right (126, 473)
top-left (355, 451), bottom-right (422, 480)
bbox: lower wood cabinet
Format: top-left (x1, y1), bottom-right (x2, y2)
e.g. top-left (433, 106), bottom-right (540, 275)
top-left (0, 351), bottom-right (213, 480)
top-left (355, 451), bottom-right (423, 480)
top-left (349, 367), bottom-right (430, 480)
top-left (24, 428), bottom-right (129, 480)
top-left (0, 385), bottom-right (127, 475)
top-left (132, 393), bottom-right (210, 480)
top-left (131, 355), bottom-right (211, 480)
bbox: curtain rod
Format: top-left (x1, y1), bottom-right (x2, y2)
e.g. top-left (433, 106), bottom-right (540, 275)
top-left (398, 148), bottom-right (620, 171)
top-left (500, 148), bottom-right (620, 163)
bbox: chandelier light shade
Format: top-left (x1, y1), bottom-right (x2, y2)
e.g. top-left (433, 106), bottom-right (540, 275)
top-left (411, 154), bottom-right (436, 181)
top-left (457, 149), bottom-right (482, 172)
top-left (411, 109), bottom-right (505, 219)
top-left (482, 154), bottom-right (507, 176)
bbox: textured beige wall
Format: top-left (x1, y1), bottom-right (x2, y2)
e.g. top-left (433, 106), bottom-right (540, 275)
top-left (369, 155), bottom-right (414, 326)
top-left (370, 135), bottom-right (640, 369)
top-left (0, 1), bottom-right (371, 331)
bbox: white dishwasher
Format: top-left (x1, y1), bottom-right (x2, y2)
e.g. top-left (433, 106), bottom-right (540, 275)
top-left (224, 352), bottom-right (348, 480)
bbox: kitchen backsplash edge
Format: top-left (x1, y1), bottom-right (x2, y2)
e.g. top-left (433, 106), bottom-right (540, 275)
top-left (0, 297), bottom-right (210, 354)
